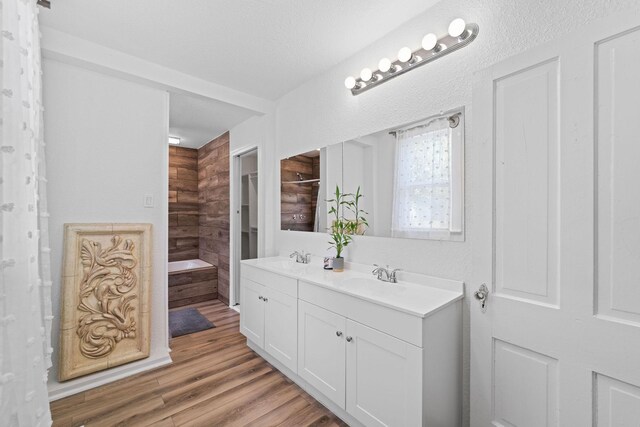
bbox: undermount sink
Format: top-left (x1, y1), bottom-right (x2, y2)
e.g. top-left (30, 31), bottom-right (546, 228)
top-left (260, 259), bottom-right (311, 271)
top-left (338, 276), bottom-right (409, 296)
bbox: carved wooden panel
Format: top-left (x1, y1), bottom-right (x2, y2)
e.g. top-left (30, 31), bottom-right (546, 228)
top-left (59, 223), bottom-right (152, 381)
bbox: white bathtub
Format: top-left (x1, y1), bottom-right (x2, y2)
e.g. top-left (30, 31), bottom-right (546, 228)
top-left (168, 259), bottom-right (215, 274)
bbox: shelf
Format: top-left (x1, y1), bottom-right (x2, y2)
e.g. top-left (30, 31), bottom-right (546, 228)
top-left (282, 178), bottom-right (320, 184)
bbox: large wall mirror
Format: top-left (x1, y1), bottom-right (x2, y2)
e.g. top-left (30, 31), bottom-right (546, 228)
top-left (280, 109), bottom-right (465, 241)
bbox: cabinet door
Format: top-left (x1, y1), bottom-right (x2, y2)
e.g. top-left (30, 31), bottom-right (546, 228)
top-left (264, 287), bottom-right (297, 372)
top-left (298, 300), bottom-right (347, 409)
top-left (346, 319), bottom-right (423, 427)
top-left (240, 278), bottom-right (265, 347)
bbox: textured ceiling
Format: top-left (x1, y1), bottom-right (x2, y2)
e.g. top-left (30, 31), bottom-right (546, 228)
top-left (39, 0), bottom-right (441, 100)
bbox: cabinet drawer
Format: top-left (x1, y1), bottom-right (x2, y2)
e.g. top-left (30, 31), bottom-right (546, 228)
top-left (241, 264), bottom-right (297, 297)
top-left (299, 280), bottom-right (424, 347)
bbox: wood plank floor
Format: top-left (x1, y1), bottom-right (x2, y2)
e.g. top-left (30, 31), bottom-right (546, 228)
top-left (51, 300), bottom-right (347, 427)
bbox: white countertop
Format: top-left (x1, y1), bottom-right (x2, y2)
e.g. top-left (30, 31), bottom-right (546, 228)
top-left (241, 256), bottom-right (464, 318)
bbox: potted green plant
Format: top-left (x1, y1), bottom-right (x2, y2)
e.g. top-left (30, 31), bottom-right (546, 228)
top-left (343, 186), bottom-right (369, 236)
top-left (327, 185), bottom-right (368, 272)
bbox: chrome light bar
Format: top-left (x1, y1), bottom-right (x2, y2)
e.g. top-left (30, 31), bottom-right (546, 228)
top-left (345, 19), bottom-right (479, 96)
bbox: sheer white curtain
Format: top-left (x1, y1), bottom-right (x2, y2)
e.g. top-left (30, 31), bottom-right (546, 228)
top-left (1, 0), bottom-right (53, 425)
top-left (391, 117), bottom-right (452, 239)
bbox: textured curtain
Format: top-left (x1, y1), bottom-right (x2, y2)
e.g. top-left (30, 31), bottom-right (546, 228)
top-left (1, 0), bottom-right (53, 425)
top-left (391, 117), bottom-right (451, 239)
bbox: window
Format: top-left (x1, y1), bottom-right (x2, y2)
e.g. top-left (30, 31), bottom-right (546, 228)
top-left (391, 112), bottom-right (464, 240)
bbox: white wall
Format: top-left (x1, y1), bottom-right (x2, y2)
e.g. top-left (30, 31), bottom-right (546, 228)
top-left (44, 59), bottom-right (171, 400)
top-left (343, 132), bottom-right (395, 237)
top-left (239, 1), bottom-right (640, 424)
top-left (230, 113), bottom-right (277, 259)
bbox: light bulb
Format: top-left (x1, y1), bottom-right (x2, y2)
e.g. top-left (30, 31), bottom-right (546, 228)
top-left (421, 33), bottom-right (438, 50)
top-left (398, 47), bottom-right (412, 63)
top-left (448, 18), bottom-right (466, 38)
top-left (344, 76), bottom-right (356, 89)
top-left (378, 58), bottom-right (391, 73)
top-left (360, 68), bottom-right (373, 82)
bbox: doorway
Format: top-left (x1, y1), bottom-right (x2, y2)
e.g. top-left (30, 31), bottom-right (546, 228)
top-left (231, 148), bottom-right (259, 308)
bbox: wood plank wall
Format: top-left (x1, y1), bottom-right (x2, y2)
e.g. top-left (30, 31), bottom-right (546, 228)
top-left (280, 155), bottom-right (319, 232)
top-left (168, 267), bottom-right (218, 308)
top-left (198, 132), bottom-right (231, 305)
top-left (169, 146), bottom-right (200, 261)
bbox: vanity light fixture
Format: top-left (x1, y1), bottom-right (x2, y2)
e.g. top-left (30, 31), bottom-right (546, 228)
top-left (378, 58), bottom-right (392, 72)
top-left (360, 68), bottom-right (373, 82)
top-left (344, 18), bottom-right (479, 95)
top-left (168, 136), bottom-right (181, 145)
top-left (397, 47), bottom-right (413, 63)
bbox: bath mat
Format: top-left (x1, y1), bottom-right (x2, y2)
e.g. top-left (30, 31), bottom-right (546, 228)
top-left (169, 307), bottom-right (215, 338)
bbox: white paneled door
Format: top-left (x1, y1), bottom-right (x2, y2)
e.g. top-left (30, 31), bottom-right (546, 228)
top-left (471, 13), bottom-right (640, 426)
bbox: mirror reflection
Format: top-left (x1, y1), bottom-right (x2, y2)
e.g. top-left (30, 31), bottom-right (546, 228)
top-left (280, 109), bottom-right (464, 241)
top-left (280, 144), bottom-right (342, 232)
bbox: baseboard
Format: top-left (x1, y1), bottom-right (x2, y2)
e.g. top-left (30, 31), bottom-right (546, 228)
top-left (47, 353), bottom-right (173, 402)
top-left (246, 340), bottom-right (363, 427)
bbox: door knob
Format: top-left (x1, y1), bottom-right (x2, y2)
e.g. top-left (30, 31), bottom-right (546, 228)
top-left (336, 331), bottom-right (343, 337)
top-left (346, 336), bottom-right (353, 342)
top-left (474, 284), bottom-right (489, 313)
top-left (258, 296), bottom-right (263, 300)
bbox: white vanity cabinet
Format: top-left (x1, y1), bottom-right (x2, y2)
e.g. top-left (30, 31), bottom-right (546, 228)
top-left (239, 278), bottom-right (265, 346)
top-left (240, 264), bottom-right (298, 372)
top-left (298, 299), bottom-right (423, 426)
top-left (263, 286), bottom-right (297, 371)
top-left (345, 319), bottom-right (422, 427)
top-left (298, 300), bottom-right (347, 408)
top-left (240, 258), bottom-right (463, 427)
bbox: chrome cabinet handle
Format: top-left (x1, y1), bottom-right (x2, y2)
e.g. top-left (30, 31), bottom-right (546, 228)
top-left (346, 336), bottom-right (353, 342)
top-left (336, 331), bottom-right (343, 337)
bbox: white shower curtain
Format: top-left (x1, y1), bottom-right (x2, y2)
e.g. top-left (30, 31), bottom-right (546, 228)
top-left (1, 1), bottom-right (53, 425)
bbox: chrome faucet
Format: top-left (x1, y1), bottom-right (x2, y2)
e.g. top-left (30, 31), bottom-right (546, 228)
top-left (290, 250), bottom-right (312, 264)
top-left (372, 264), bottom-right (402, 283)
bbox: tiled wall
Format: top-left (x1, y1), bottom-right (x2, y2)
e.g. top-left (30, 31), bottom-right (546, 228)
top-left (198, 132), bottom-right (231, 305)
top-left (169, 146), bottom-right (200, 261)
